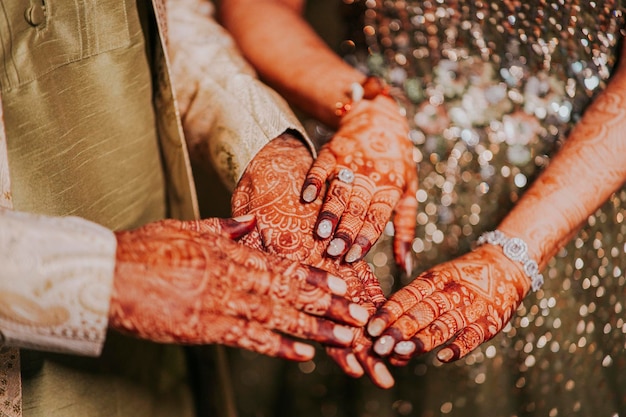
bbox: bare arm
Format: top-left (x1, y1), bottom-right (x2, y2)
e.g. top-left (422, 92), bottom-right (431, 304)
top-left (219, 0), bottom-right (366, 127)
top-left (366, 42), bottom-right (626, 363)
top-left (497, 42), bottom-right (626, 267)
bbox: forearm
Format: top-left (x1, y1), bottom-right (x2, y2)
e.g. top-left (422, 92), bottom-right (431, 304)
top-left (219, 0), bottom-right (366, 127)
top-left (498, 60), bottom-right (626, 268)
top-left (167, 0), bottom-right (313, 189)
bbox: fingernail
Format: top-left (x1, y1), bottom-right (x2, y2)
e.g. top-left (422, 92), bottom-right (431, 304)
top-left (302, 184), bottom-right (317, 202)
top-left (394, 341), bottom-right (416, 355)
top-left (346, 353), bottom-right (364, 375)
top-left (373, 335), bottom-right (395, 356)
top-left (404, 253), bottom-right (413, 276)
top-left (232, 214), bottom-right (254, 223)
top-left (327, 275), bottom-right (347, 295)
top-left (344, 245), bottom-right (362, 263)
top-left (333, 326), bottom-right (354, 344)
top-left (349, 303), bottom-right (369, 324)
top-left (367, 318), bottom-right (386, 337)
top-left (327, 238), bottom-right (347, 257)
top-left (437, 347), bottom-right (454, 362)
top-left (317, 219), bottom-right (333, 239)
top-left (294, 342), bottom-right (315, 359)
top-left (374, 362), bottom-right (395, 388)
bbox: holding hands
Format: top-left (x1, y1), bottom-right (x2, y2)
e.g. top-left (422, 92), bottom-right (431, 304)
top-left (109, 215), bottom-right (368, 361)
top-left (232, 133), bottom-right (396, 388)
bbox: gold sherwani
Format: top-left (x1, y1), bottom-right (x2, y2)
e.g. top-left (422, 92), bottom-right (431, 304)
top-left (0, 0), bottom-right (311, 416)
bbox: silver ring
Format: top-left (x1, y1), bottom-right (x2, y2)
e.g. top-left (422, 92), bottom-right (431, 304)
top-left (337, 168), bottom-right (355, 184)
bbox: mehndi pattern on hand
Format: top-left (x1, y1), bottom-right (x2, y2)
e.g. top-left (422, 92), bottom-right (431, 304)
top-left (232, 134), bottom-right (395, 388)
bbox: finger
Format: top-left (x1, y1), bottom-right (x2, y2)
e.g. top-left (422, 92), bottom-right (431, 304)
top-left (181, 215), bottom-right (257, 240)
top-left (302, 148), bottom-right (336, 203)
top-left (372, 286), bottom-right (462, 356)
top-left (237, 227), bottom-right (264, 251)
top-left (353, 260), bottom-right (386, 309)
top-left (410, 309), bottom-right (468, 356)
top-left (352, 331), bottom-right (395, 389)
top-left (344, 187), bottom-right (401, 263)
top-left (392, 188), bottom-right (418, 276)
top-left (314, 173), bottom-right (353, 240)
top-left (202, 314), bottom-right (316, 361)
top-left (436, 321), bottom-right (491, 362)
top-left (223, 259), bottom-right (369, 326)
top-left (326, 175), bottom-right (374, 258)
top-left (367, 273), bottom-right (444, 337)
top-left (218, 292), bottom-right (357, 347)
top-left (325, 346), bottom-right (365, 378)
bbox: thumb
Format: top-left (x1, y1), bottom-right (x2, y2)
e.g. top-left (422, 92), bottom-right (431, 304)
top-left (195, 215), bottom-right (256, 239)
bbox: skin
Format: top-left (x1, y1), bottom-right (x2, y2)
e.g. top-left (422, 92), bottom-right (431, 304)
top-left (109, 214), bottom-right (370, 361)
top-left (368, 42), bottom-right (626, 363)
top-left (220, 0), bottom-right (626, 365)
top-left (232, 133), bottom-right (395, 388)
top-left (219, 0), bottom-right (418, 274)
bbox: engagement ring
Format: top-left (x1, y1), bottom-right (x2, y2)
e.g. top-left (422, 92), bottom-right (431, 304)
top-left (337, 168), bottom-right (355, 184)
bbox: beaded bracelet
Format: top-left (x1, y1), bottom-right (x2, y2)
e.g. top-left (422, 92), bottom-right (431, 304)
top-left (334, 76), bottom-right (391, 117)
top-left (476, 230), bottom-right (544, 292)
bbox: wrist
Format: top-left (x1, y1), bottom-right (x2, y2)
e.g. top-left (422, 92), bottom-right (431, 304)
top-left (476, 230), bottom-right (544, 292)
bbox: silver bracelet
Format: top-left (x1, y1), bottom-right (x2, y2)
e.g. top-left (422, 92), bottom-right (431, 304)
top-left (476, 230), bottom-right (544, 292)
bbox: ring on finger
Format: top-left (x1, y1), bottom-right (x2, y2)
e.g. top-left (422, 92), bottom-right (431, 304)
top-left (337, 168), bottom-right (355, 184)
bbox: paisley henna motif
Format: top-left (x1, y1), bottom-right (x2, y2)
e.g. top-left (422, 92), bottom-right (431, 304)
top-left (109, 215), bottom-right (367, 361)
top-left (233, 134), bottom-right (394, 388)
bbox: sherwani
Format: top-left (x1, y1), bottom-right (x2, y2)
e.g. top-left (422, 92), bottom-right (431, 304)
top-left (0, 0), bottom-right (312, 416)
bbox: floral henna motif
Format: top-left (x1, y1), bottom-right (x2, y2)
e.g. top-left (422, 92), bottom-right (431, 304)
top-left (301, 95), bottom-right (418, 270)
top-left (233, 134), bottom-right (395, 388)
top-left (109, 216), bottom-right (366, 361)
top-left (367, 244), bottom-right (530, 362)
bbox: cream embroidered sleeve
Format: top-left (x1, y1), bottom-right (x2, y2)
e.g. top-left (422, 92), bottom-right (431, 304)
top-left (166, 0), bottom-right (314, 190)
top-left (0, 209), bottom-right (116, 356)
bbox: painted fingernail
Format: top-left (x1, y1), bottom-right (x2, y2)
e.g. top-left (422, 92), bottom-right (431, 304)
top-left (327, 238), bottom-right (347, 257)
top-left (374, 362), bottom-right (395, 388)
top-left (302, 184), bottom-right (317, 203)
top-left (373, 335), bottom-right (395, 356)
top-left (437, 347), bottom-right (454, 362)
top-left (327, 275), bottom-right (347, 295)
top-left (344, 245), bottom-right (362, 263)
top-left (346, 353), bottom-right (364, 375)
top-left (367, 318), bottom-right (386, 337)
top-left (294, 342), bottom-right (315, 359)
top-left (333, 326), bottom-right (354, 344)
top-left (404, 253), bottom-right (413, 276)
top-left (232, 214), bottom-right (255, 223)
top-left (394, 341), bottom-right (416, 356)
top-left (317, 219), bottom-right (333, 239)
top-left (349, 303), bottom-right (369, 324)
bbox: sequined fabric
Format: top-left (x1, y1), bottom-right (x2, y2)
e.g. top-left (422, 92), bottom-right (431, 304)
top-left (229, 1), bottom-right (626, 416)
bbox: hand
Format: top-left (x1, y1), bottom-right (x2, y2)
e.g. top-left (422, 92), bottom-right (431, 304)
top-left (109, 215), bottom-right (366, 361)
top-left (232, 133), bottom-right (395, 388)
top-left (301, 94), bottom-right (418, 274)
top-left (366, 244), bottom-right (531, 365)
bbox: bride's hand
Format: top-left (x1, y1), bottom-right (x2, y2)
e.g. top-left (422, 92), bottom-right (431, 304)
top-left (232, 133), bottom-right (396, 388)
top-left (366, 244), bottom-right (531, 365)
top-left (301, 93), bottom-right (418, 274)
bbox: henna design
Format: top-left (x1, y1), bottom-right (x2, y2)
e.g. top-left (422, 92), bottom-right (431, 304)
top-left (367, 244), bottom-right (529, 362)
top-left (233, 134), bottom-right (395, 388)
top-left (109, 215), bottom-right (365, 360)
top-left (497, 57), bottom-right (626, 266)
top-left (302, 95), bottom-right (418, 267)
